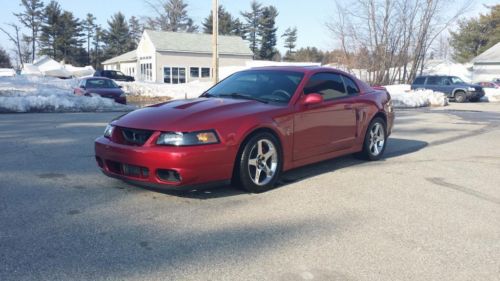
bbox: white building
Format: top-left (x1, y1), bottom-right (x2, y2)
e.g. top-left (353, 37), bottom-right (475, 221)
top-left (103, 30), bottom-right (253, 83)
top-left (472, 42), bottom-right (500, 82)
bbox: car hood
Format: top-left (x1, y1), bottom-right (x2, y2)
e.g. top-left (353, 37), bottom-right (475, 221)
top-left (456, 82), bottom-right (482, 89)
top-left (113, 98), bottom-right (285, 132)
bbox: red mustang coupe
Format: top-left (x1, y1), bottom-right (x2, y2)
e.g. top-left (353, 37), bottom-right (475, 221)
top-left (95, 67), bottom-right (394, 192)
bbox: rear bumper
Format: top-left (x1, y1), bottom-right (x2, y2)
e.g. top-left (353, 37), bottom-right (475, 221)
top-left (95, 136), bottom-right (235, 189)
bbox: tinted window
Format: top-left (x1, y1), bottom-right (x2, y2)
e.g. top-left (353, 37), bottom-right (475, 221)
top-left (86, 79), bottom-right (118, 89)
top-left (201, 68), bottom-right (211, 78)
top-left (206, 70), bottom-right (304, 103)
top-left (342, 76), bottom-right (359, 95)
top-left (304, 73), bottom-right (347, 100)
top-left (413, 77), bottom-right (426, 84)
top-left (427, 76), bottom-right (441, 85)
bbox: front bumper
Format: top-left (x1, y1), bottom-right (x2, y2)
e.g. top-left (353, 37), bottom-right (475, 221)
top-left (466, 90), bottom-right (485, 99)
top-left (95, 136), bottom-right (235, 189)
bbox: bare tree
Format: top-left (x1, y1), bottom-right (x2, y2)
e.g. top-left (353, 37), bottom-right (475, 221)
top-left (327, 0), bottom-right (472, 85)
top-left (0, 23), bottom-right (24, 66)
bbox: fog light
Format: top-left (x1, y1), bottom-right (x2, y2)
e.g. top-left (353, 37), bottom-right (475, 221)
top-left (157, 169), bottom-right (182, 182)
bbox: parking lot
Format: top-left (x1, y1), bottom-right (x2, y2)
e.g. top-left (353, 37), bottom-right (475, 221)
top-left (1, 103), bottom-right (499, 281)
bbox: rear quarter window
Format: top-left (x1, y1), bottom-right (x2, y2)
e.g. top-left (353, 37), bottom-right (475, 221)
top-left (413, 77), bottom-right (426, 85)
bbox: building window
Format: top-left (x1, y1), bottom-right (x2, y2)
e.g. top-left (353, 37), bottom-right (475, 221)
top-left (164, 67), bottom-right (186, 84)
top-left (201, 67), bottom-right (211, 78)
top-left (140, 63), bottom-right (152, 81)
top-left (190, 67), bottom-right (200, 78)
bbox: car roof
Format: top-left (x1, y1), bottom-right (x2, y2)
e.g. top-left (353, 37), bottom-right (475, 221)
top-left (82, 77), bottom-right (113, 81)
top-left (246, 65), bottom-right (354, 75)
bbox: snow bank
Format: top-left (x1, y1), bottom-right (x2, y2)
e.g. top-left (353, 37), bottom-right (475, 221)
top-left (0, 68), bottom-right (16, 77)
top-left (118, 81), bottom-right (213, 99)
top-left (384, 84), bottom-right (448, 108)
top-left (482, 88), bottom-right (500, 102)
top-left (0, 76), bottom-right (133, 113)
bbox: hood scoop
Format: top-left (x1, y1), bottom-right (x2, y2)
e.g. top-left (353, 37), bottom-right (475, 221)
top-left (173, 99), bottom-right (209, 109)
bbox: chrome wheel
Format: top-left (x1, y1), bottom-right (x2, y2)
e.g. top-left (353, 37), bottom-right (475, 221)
top-left (369, 123), bottom-right (385, 156)
top-left (247, 139), bottom-right (278, 186)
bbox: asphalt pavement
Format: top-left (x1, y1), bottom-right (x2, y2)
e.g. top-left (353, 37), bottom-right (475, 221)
top-left (0, 103), bottom-right (499, 281)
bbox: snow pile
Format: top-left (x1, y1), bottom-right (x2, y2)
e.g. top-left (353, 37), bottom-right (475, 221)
top-left (0, 75), bottom-right (133, 113)
top-left (118, 80), bottom-right (212, 99)
top-left (482, 88), bottom-right (500, 102)
top-left (0, 68), bottom-right (16, 77)
top-left (22, 56), bottom-right (95, 78)
top-left (422, 60), bottom-right (473, 82)
top-left (383, 84), bottom-right (448, 108)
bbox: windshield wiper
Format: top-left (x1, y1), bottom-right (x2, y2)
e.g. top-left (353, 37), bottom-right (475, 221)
top-left (217, 93), bottom-right (269, 104)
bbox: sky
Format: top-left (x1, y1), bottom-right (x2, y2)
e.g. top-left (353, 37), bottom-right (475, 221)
top-left (0, 0), bottom-right (498, 59)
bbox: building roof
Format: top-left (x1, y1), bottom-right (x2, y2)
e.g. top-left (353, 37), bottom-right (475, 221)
top-left (144, 30), bottom-right (253, 56)
top-left (473, 42), bottom-right (500, 63)
top-left (102, 50), bottom-right (137, 65)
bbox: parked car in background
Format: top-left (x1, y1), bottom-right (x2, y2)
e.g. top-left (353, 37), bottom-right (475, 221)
top-left (95, 66), bottom-right (394, 193)
top-left (74, 77), bottom-right (127, 104)
top-left (411, 75), bottom-right (484, 102)
top-left (94, 70), bottom-right (135, 82)
top-left (478, 81), bottom-right (500, 89)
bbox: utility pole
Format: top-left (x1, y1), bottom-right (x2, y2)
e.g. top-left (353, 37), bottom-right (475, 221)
top-left (212, 0), bottom-right (219, 84)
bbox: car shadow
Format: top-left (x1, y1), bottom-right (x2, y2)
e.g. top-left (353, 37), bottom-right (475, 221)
top-left (145, 138), bottom-right (428, 199)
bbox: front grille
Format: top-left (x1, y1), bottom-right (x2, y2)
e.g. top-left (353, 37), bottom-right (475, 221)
top-left (105, 160), bottom-right (149, 179)
top-left (119, 127), bottom-right (153, 146)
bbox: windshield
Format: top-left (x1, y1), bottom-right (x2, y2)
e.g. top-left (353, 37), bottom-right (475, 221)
top-left (87, 79), bottom-right (119, 89)
top-left (450, 77), bottom-right (465, 84)
top-left (204, 70), bottom-right (304, 103)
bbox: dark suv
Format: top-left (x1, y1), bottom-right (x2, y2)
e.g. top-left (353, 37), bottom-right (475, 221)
top-left (411, 75), bottom-right (484, 102)
top-left (94, 70), bottom-right (135, 82)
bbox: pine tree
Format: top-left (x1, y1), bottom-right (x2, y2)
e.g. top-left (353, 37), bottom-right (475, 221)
top-left (82, 13), bottom-right (96, 65)
top-left (103, 12), bottom-right (134, 59)
top-left (129, 16), bottom-right (143, 46)
top-left (14, 0), bottom-right (44, 62)
top-left (202, 5), bottom-right (243, 36)
top-left (146, 0), bottom-right (198, 32)
top-left (282, 27), bottom-right (297, 53)
top-left (39, 0), bottom-right (62, 59)
top-left (92, 25), bottom-right (104, 69)
top-left (450, 5), bottom-right (500, 63)
top-left (0, 45), bottom-right (12, 68)
top-left (258, 6), bottom-right (278, 60)
top-left (59, 11), bottom-right (85, 65)
top-left (241, 0), bottom-right (263, 58)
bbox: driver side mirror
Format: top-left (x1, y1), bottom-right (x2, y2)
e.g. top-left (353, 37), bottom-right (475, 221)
top-left (302, 93), bottom-right (323, 106)
top-left (79, 85), bottom-right (86, 89)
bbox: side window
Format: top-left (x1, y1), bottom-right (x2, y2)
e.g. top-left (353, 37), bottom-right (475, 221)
top-left (427, 76), bottom-right (440, 85)
top-left (413, 77), bottom-right (425, 85)
top-left (442, 77), bottom-right (451, 85)
top-left (304, 73), bottom-right (348, 100)
top-left (342, 75), bottom-right (359, 96)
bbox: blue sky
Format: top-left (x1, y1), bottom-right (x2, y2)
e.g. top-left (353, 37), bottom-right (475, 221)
top-left (0, 0), bottom-right (498, 57)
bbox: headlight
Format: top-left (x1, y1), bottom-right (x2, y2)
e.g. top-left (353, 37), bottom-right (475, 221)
top-left (467, 87), bottom-right (476, 92)
top-left (156, 130), bottom-right (219, 146)
top-left (104, 124), bottom-right (114, 138)
top-left (119, 93), bottom-right (126, 98)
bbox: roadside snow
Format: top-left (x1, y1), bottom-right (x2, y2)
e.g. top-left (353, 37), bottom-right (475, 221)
top-left (118, 80), bottom-right (213, 99)
top-left (0, 68), bottom-right (16, 77)
top-left (384, 84), bottom-right (448, 108)
top-left (482, 88), bottom-right (500, 102)
top-left (0, 76), bottom-right (134, 113)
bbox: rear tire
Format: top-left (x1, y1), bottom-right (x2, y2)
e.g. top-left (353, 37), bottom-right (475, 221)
top-left (235, 132), bottom-right (282, 193)
top-left (356, 117), bottom-right (387, 161)
top-left (454, 91), bottom-right (467, 103)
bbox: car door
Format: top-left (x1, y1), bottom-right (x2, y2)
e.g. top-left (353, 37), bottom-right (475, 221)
top-left (293, 72), bottom-right (358, 161)
top-left (441, 77), bottom-right (455, 96)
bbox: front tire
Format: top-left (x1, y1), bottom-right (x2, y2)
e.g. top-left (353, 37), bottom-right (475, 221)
top-left (454, 91), bottom-right (467, 103)
top-left (357, 117), bottom-right (387, 161)
top-left (236, 132), bottom-right (282, 193)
